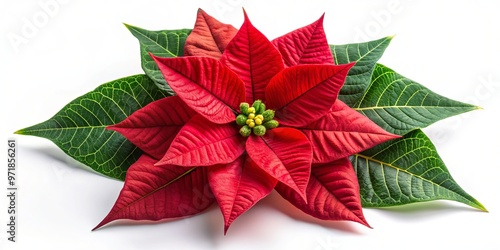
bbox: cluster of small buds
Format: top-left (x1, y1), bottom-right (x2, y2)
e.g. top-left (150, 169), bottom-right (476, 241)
top-left (236, 100), bottom-right (279, 137)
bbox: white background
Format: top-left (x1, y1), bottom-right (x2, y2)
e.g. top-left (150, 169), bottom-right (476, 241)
top-left (1, 0), bottom-right (500, 249)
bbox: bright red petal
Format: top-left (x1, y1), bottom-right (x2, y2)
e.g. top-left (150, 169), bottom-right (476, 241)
top-left (107, 96), bottom-right (196, 160)
top-left (152, 55), bottom-right (245, 124)
top-left (246, 128), bottom-right (312, 201)
top-left (266, 63), bottom-right (354, 127)
top-left (220, 11), bottom-right (284, 103)
top-left (276, 157), bottom-right (370, 227)
top-left (184, 8), bottom-right (238, 59)
top-left (156, 115), bottom-right (245, 167)
top-left (208, 154), bottom-right (277, 234)
top-left (272, 14), bottom-right (333, 67)
top-left (301, 100), bottom-right (400, 163)
top-left (93, 154), bottom-right (214, 230)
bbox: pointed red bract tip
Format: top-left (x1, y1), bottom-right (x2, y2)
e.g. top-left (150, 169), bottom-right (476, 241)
top-left (184, 8), bottom-right (238, 58)
top-left (271, 12), bottom-right (334, 67)
top-left (318, 13), bottom-right (325, 23)
top-left (220, 6), bottom-right (285, 103)
top-left (92, 222), bottom-right (105, 231)
top-left (148, 52), bottom-right (158, 61)
top-left (197, 8), bottom-right (213, 21)
top-left (105, 124), bottom-right (115, 131)
top-left (93, 155), bottom-right (215, 232)
top-left (92, 210), bottom-right (116, 231)
top-left (208, 155), bottom-right (277, 235)
top-left (353, 214), bottom-right (372, 229)
top-left (242, 8), bottom-right (249, 22)
top-left (297, 187), bottom-right (308, 205)
top-left (362, 220), bottom-right (373, 229)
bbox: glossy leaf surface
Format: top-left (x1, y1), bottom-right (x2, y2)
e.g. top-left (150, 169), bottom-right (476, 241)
top-left (126, 24), bottom-right (190, 94)
top-left (352, 129), bottom-right (486, 211)
top-left (332, 36), bottom-right (393, 106)
top-left (353, 64), bottom-right (479, 135)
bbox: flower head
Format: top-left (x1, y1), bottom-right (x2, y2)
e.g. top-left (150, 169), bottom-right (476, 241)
top-left (96, 9), bottom-right (399, 234)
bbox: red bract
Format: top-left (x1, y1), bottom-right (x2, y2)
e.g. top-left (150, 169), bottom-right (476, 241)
top-left (184, 9), bottom-right (237, 58)
top-left (96, 9), bottom-right (399, 234)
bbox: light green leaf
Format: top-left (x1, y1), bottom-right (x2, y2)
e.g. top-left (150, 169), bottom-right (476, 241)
top-left (353, 64), bottom-right (479, 135)
top-left (125, 24), bottom-right (191, 94)
top-left (15, 75), bottom-right (168, 180)
top-left (332, 36), bottom-right (393, 106)
top-left (352, 129), bottom-right (486, 211)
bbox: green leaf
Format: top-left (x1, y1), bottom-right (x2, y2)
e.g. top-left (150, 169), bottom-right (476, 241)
top-left (15, 75), bottom-right (169, 180)
top-left (351, 129), bottom-right (486, 211)
top-left (353, 64), bottom-right (479, 135)
top-left (332, 36), bottom-right (393, 106)
top-left (125, 24), bottom-right (191, 94)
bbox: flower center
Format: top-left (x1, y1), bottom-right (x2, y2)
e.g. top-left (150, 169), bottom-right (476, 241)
top-left (236, 100), bottom-right (279, 137)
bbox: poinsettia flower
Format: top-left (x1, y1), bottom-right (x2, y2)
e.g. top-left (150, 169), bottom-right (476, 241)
top-left (95, 9), bottom-right (399, 234)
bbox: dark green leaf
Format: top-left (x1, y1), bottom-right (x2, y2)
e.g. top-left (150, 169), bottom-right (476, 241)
top-left (332, 36), bottom-right (392, 106)
top-left (16, 75), bottom-right (168, 180)
top-left (352, 129), bottom-right (486, 211)
top-left (125, 24), bottom-right (191, 94)
top-left (353, 64), bottom-right (479, 135)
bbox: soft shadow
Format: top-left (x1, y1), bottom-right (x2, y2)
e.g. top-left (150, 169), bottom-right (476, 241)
top-left (204, 207), bottom-right (225, 238)
top-left (260, 191), bottom-right (365, 234)
top-left (92, 218), bottom-right (174, 231)
top-left (24, 145), bottom-right (115, 180)
top-left (93, 205), bottom-right (219, 232)
top-left (369, 201), bottom-right (485, 221)
top-left (378, 201), bottom-right (479, 213)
